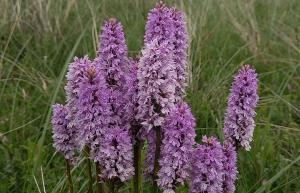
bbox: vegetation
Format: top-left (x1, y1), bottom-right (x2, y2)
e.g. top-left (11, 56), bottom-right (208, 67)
top-left (0, 0), bottom-right (299, 192)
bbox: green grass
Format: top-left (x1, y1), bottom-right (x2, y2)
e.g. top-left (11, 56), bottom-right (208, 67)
top-left (0, 0), bottom-right (300, 192)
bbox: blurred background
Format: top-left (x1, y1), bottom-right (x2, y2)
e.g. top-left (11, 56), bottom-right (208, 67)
top-left (0, 0), bottom-right (299, 192)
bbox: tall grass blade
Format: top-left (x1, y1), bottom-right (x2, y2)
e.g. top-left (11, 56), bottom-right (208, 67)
top-left (254, 154), bottom-right (300, 193)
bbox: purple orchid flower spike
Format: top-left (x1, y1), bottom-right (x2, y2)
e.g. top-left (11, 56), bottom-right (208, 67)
top-left (223, 65), bottom-right (259, 151)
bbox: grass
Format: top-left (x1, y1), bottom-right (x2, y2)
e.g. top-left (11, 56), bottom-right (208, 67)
top-left (0, 0), bottom-right (299, 192)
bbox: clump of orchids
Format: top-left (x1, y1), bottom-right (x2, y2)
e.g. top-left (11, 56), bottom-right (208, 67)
top-left (51, 2), bottom-right (259, 193)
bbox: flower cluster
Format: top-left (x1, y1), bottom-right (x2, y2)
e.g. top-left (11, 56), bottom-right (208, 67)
top-left (190, 136), bottom-right (224, 193)
top-left (123, 58), bottom-right (139, 127)
top-left (223, 141), bottom-right (238, 193)
top-left (93, 18), bottom-right (134, 181)
top-left (75, 62), bottom-right (110, 149)
top-left (140, 3), bottom-right (191, 190)
top-left (136, 39), bottom-right (177, 135)
top-left (52, 18), bottom-right (135, 183)
top-left (95, 18), bottom-right (134, 129)
top-left (143, 130), bottom-right (157, 178)
top-left (138, 39), bottom-right (178, 179)
top-left (97, 18), bottom-right (128, 61)
top-left (145, 2), bottom-right (188, 96)
top-left (94, 127), bottom-right (134, 182)
top-left (96, 18), bottom-right (128, 89)
top-left (50, 3), bottom-right (259, 193)
top-left (144, 2), bottom-right (175, 44)
top-left (223, 65), bottom-right (259, 151)
top-left (51, 104), bottom-right (77, 160)
top-left (172, 9), bottom-right (188, 94)
top-left (189, 136), bottom-right (238, 193)
top-left (65, 56), bottom-right (90, 110)
top-left (157, 102), bottom-right (196, 193)
top-left (64, 56), bottom-right (91, 150)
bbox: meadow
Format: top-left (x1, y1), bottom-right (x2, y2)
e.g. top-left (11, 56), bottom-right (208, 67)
top-left (0, 0), bottom-right (299, 192)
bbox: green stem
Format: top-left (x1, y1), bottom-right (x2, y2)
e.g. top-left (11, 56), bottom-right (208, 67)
top-left (112, 183), bottom-right (115, 193)
top-left (96, 162), bottom-right (105, 193)
top-left (152, 126), bottom-right (162, 193)
top-left (108, 180), bottom-right (117, 193)
top-left (65, 159), bottom-right (74, 193)
top-left (133, 139), bottom-right (143, 193)
top-left (84, 146), bottom-right (94, 193)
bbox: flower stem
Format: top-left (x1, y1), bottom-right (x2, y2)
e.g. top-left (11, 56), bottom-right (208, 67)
top-left (84, 146), bottom-right (94, 193)
top-left (133, 139), bottom-right (143, 193)
top-left (112, 183), bottom-right (115, 193)
top-left (65, 159), bottom-right (74, 193)
top-left (96, 162), bottom-right (105, 193)
top-left (108, 180), bottom-right (118, 193)
top-left (152, 126), bottom-right (162, 193)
